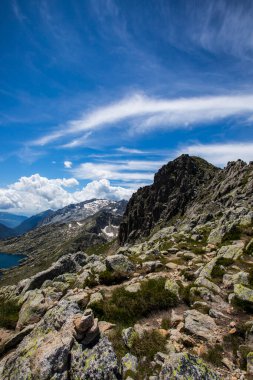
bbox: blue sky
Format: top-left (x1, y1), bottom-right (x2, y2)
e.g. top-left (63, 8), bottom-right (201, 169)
top-left (1, 0), bottom-right (253, 214)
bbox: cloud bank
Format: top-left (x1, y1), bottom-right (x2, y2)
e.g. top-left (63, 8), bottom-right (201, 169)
top-left (0, 174), bottom-right (134, 215)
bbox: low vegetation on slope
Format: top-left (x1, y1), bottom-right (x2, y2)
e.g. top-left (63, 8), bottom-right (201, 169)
top-left (92, 277), bottom-right (178, 325)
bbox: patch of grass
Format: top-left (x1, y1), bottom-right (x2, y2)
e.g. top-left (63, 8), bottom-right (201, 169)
top-left (108, 326), bottom-right (128, 360)
top-left (85, 240), bottom-right (116, 256)
top-left (99, 269), bottom-right (129, 286)
top-left (223, 223), bottom-right (253, 245)
top-left (238, 345), bottom-right (252, 370)
top-left (131, 329), bottom-right (167, 361)
top-left (159, 239), bottom-right (173, 251)
top-left (222, 225), bottom-right (242, 242)
top-left (181, 268), bottom-right (195, 281)
top-left (83, 272), bottom-right (98, 288)
top-left (202, 344), bottom-right (223, 366)
top-left (161, 317), bottom-right (171, 330)
top-left (108, 327), bottom-right (167, 379)
top-left (91, 277), bottom-right (178, 326)
top-left (0, 298), bottom-right (21, 329)
top-left (181, 283), bottom-right (195, 306)
top-left (211, 257), bottom-right (234, 279)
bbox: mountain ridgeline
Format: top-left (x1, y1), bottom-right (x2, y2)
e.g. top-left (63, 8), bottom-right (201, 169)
top-left (119, 154), bottom-right (219, 244)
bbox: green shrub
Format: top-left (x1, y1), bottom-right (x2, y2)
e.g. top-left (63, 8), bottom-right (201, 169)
top-left (211, 257), bottom-right (234, 279)
top-left (108, 326), bottom-right (128, 360)
top-left (181, 283), bottom-right (194, 306)
top-left (161, 317), bottom-right (171, 330)
top-left (130, 330), bottom-right (167, 378)
top-left (92, 277), bottom-right (178, 325)
top-left (99, 269), bottom-right (129, 286)
top-left (181, 268), bottom-right (195, 281)
top-left (131, 330), bottom-right (167, 360)
top-left (222, 225), bottom-right (241, 242)
top-left (0, 298), bottom-right (21, 329)
top-left (83, 272), bottom-right (98, 288)
top-left (202, 344), bottom-right (223, 366)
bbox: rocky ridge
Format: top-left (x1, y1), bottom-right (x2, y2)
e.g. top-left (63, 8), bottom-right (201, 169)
top-left (0, 155), bottom-right (253, 379)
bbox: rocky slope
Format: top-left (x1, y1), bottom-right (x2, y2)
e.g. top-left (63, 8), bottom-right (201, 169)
top-left (40, 198), bottom-right (127, 226)
top-left (0, 201), bottom-right (126, 287)
top-left (14, 209), bottom-right (54, 236)
top-left (0, 155), bottom-right (253, 379)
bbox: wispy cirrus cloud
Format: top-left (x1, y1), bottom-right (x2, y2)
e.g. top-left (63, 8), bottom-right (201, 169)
top-left (116, 146), bottom-right (147, 154)
top-left (31, 92), bottom-right (253, 148)
top-left (176, 142), bottom-right (253, 167)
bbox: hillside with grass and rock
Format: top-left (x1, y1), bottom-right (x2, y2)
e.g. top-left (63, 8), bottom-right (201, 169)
top-left (1, 154), bottom-right (253, 379)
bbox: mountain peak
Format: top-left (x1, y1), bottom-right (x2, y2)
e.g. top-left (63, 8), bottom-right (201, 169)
top-left (119, 155), bottom-right (219, 244)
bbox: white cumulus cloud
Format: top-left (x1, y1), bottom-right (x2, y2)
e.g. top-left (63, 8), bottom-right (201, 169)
top-left (0, 174), bottom-right (134, 215)
top-left (64, 160), bottom-right (73, 168)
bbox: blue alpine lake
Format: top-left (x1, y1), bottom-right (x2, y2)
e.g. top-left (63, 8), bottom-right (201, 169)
top-left (0, 252), bottom-right (26, 270)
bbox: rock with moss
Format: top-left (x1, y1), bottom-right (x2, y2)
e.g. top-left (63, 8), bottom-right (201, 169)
top-left (217, 243), bottom-right (243, 261)
top-left (142, 260), bottom-right (163, 273)
top-left (159, 352), bottom-right (220, 379)
top-left (197, 257), bottom-right (218, 280)
top-left (19, 252), bottom-right (87, 294)
top-left (70, 336), bottom-right (120, 379)
top-left (105, 254), bottom-right (135, 273)
top-left (121, 353), bottom-right (138, 377)
top-left (75, 270), bottom-right (93, 288)
top-left (63, 289), bottom-right (89, 308)
top-left (234, 284), bottom-right (253, 306)
top-left (184, 309), bottom-right (217, 341)
top-left (164, 279), bottom-right (180, 300)
top-left (125, 282), bottom-right (141, 293)
top-left (88, 291), bottom-right (103, 306)
top-left (208, 223), bottom-right (233, 245)
top-left (0, 300), bottom-right (80, 379)
top-left (54, 273), bottom-right (77, 287)
top-left (17, 289), bottom-right (60, 330)
top-left (189, 286), bottom-right (213, 303)
top-left (122, 327), bottom-right (138, 349)
top-left (223, 271), bottom-right (249, 288)
top-left (247, 352), bottom-right (253, 375)
top-left (194, 277), bottom-right (221, 294)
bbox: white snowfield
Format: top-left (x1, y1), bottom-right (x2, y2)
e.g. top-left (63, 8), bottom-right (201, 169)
top-left (101, 224), bottom-right (119, 239)
top-left (40, 199), bottom-right (125, 226)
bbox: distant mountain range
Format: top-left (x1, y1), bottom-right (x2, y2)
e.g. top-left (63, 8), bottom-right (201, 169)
top-left (0, 223), bottom-right (17, 239)
top-left (14, 210), bottom-right (54, 236)
top-left (0, 199), bottom-right (127, 285)
top-left (0, 199), bottom-right (128, 240)
top-left (0, 212), bottom-right (28, 228)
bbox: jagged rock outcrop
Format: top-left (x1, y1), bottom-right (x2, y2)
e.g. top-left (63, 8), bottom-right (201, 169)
top-left (18, 251), bottom-right (87, 293)
top-left (119, 154), bottom-right (218, 244)
top-left (0, 301), bottom-right (118, 380)
top-left (119, 155), bottom-right (253, 245)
